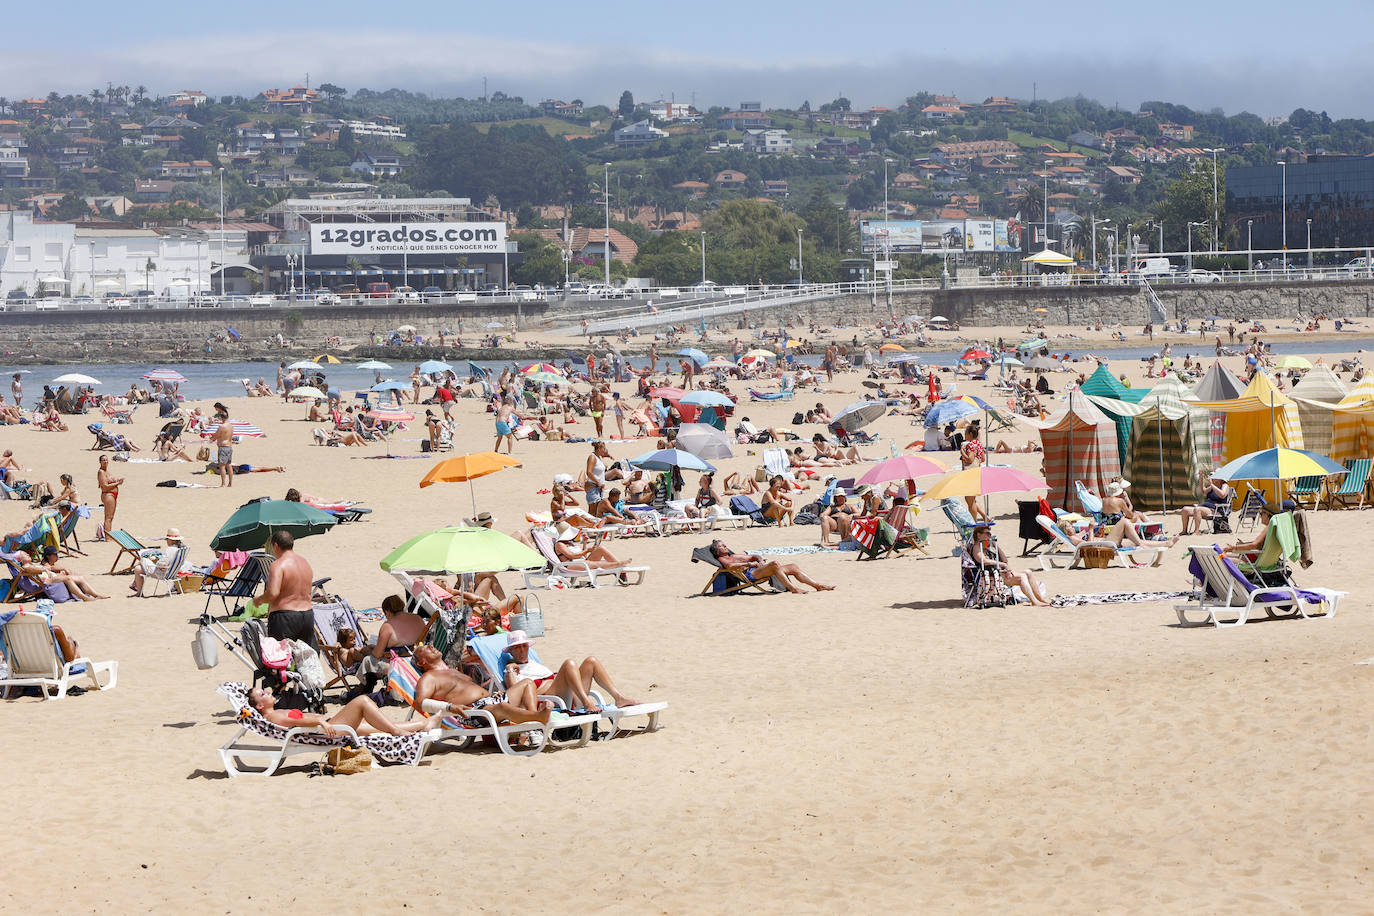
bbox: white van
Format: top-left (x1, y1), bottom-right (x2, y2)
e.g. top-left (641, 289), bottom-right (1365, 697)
top-left (1131, 257), bottom-right (1175, 279)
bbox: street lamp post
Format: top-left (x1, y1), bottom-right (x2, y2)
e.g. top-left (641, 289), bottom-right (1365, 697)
top-left (286, 253), bottom-right (296, 296)
top-left (796, 228), bottom-right (803, 287)
top-left (700, 231), bottom-right (706, 285)
top-left (218, 168), bottom-right (225, 296)
top-left (883, 158), bottom-right (892, 306)
top-left (1307, 218), bottom-right (1313, 268)
top-left (1247, 220), bottom-right (1254, 271)
top-left (1187, 221), bottom-right (1206, 273)
top-left (1106, 230), bottom-right (1117, 275)
top-left (1154, 221), bottom-right (1163, 254)
top-left (1278, 160), bottom-right (1288, 261)
top-left (1207, 148), bottom-right (1221, 252)
top-left (1090, 215), bottom-right (1110, 274)
top-left (603, 163), bottom-right (611, 288)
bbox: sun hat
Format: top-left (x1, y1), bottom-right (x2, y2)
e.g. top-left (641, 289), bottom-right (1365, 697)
top-left (506, 630), bottom-right (531, 649)
top-left (475, 511), bottom-right (494, 526)
top-left (553, 473), bottom-right (574, 486)
top-left (853, 484), bottom-right (872, 496)
top-left (1105, 481), bottom-right (1126, 497)
top-left (555, 520), bottom-right (579, 542)
top-left (165, 527), bottom-right (183, 541)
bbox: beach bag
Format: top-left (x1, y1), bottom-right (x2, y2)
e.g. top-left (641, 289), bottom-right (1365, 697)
top-left (191, 625), bottom-right (219, 669)
top-left (1081, 546), bottom-right (1114, 569)
top-left (323, 745), bottom-right (372, 775)
top-left (1212, 515), bottom-right (1231, 534)
top-left (259, 636), bottom-right (293, 671)
top-left (511, 605), bottom-right (545, 638)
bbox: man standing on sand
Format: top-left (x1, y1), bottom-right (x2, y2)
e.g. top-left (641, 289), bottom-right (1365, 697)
top-left (261, 530), bottom-right (317, 651)
top-left (588, 385), bottom-right (606, 438)
top-left (494, 397), bottom-right (518, 454)
top-left (212, 408), bottom-right (235, 487)
top-left (11, 373), bottom-right (21, 407)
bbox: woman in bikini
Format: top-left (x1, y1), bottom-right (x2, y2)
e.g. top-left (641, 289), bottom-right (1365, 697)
top-left (247, 687), bottom-right (441, 736)
top-left (96, 454), bottom-right (123, 538)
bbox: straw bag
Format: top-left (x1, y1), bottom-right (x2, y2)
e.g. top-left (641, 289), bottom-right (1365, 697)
top-left (323, 745), bottom-right (372, 775)
top-left (1081, 546), bottom-right (1113, 569)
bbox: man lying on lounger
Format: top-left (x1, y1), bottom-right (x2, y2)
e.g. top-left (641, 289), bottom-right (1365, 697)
top-left (707, 540), bottom-right (834, 593)
top-left (412, 645), bottom-right (550, 725)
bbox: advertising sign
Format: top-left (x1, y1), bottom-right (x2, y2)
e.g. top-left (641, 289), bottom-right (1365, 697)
top-left (310, 221), bottom-right (507, 255)
top-left (993, 218), bottom-right (1020, 252)
top-left (964, 220), bottom-right (995, 252)
top-left (922, 220), bottom-right (965, 252)
top-left (860, 219), bottom-right (923, 254)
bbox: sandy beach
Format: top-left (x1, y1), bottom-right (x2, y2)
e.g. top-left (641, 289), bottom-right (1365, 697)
top-left (1, 324), bottom-right (1372, 914)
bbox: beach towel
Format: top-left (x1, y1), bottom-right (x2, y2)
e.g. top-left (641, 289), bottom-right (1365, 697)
top-left (1050, 591), bottom-right (1193, 607)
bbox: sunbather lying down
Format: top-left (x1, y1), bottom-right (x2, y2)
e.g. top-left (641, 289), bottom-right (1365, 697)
top-left (247, 686), bottom-right (442, 736)
top-left (412, 646), bottom-right (550, 725)
top-left (708, 540), bottom-right (834, 593)
top-left (499, 630), bottom-right (639, 714)
top-left (1063, 518), bottom-right (1178, 549)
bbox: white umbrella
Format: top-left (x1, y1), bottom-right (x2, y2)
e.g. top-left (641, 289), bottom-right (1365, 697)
top-left (485, 321), bottom-right (504, 329)
top-left (674, 423), bottom-right (735, 461)
top-left (95, 279), bottom-right (123, 288)
top-left (41, 276), bottom-right (69, 285)
top-left (53, 373), bottom-right (100, 385)
top-left (286, 360), bottom-right (319, 370)
top-left (356, 360), bottom-right (392, 371)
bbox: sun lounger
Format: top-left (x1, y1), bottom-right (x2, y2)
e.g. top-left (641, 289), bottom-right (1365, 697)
top-left (1174, 546), bottom-right (1344, 628)
top-left (0, 608), bottom-right (117, 699)
top-left (727, 494), bottom-right (774, 526)
top-left (216, 681), bottom-right (434, 776)
top-left (107, 529), bottom-right (150, 574)
top-left (690, 545), bottom-right (787, 596)
top-left (521, 528), bottom-right (648, 589)
top-left (466, 634), bottom-right (666, 739)
top-left (1322, 458), bottom-right (1371, 510)
top-left (1035, 515), bottom-right (1165, 570)
top-left (939, 498), bottom-right (986, 543)
top-left (386, 657), bottom-right (596, 756)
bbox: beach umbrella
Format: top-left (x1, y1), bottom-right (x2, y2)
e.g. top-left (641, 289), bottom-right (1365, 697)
top-left (998, 355), bottom-right (1024, 369)
top-left (921, 466), bottom-right (1048, 501)
top-left (370, 381), bottom-right (411, 393)
top-left (286, 360), bottom-right (319, 370)
top-left (41, 276), bottom-right (69, 285)
top-left (419, 451), bottom-right (522, 514)
top-left (924, 398), bottom-right (981, 428)
top-left (201, 420), bottom-right (264, 438)
top-left (53, 373), bottom-right (100, 385)
top-left (417, 360), bottom-right (454, 375)
top-left (961, 348), bottom-right (993, 360)
top-left (142, 369), bottom-right (187, 383)
top-left (856, 455), bottom-right (950, 486)
top-left (1033, 307), bottom-right (1050, 315)
top-left (1022, 248), bottom-right (1075, 267)
top-left (650, 386), bottom-right (686, 401)
top-left (210, 499), bottom-right (337, 551)
top-left (830, 401), bottom-right (887, 433)
top-left (674, 423), bottom-right (735, 461)
top-left (886, 353), bottom-right (923, 365)
top-left (927, 316), bottom-right (949, 324)
top-left (356, 360), bottom-right (392, 371)
top-left (379, 526), bottom-right (544, 576)
top-left (631, 448), bottom-right (716, 473)
top-left (286, 386), bottom-right (327, 400)
top-left (313, 354), bottom-right (341, 364)
top-left (485, 321), bottom-right (504, 329)
top-left (704, 357), bottom-right (735, 370)
top-left (1213, 447), bottom-right (1346, 483)
top-left (677, 347), bottom-right (709, 366)
top-left (395, 325), bottom-right (417, 334)
top-left (523, 371), bottom-right (565, 387)
top-left (744, 349), bottom-right (776, 360)
top-left (681, 390), bottom-right (734, 408)
top-left (879, 343), bottom-right (906, 352)
top-left (1023, 355), bottom-right (1058, 371)
top-left (225, 327), bottom-right (242, 340)
top-left (520, 363), bottom-right (560, 375)
top-left (1276, 355), bottom-right (1312, 370)
top-left (952, 394), bottom-right (993, 410)
top-left (467, 361), bottom-right (490, 378)
top-left (95, 278), bottom-right (122, 288)
top-left (368, 406), bottom-right (415, 423)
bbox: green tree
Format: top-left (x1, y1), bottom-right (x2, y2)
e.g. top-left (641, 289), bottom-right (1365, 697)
top-left (509, 231), bottom-right (564, 286)
top-left (317, 83), bottom-right (347, 101)
top-left (632, 231), bottom-right (701, 287)
top-left (618, 91), bottom-right (635, 118)
top-left (700, 199), bottom-right (806, 284)
top-left (1153, 159), bottom-right (1225, 251)
top-left (50, 193), bottom-right (91, 221)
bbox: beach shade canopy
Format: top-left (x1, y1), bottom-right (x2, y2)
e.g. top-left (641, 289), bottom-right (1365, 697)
top-left (286, 360), bottom-right (320, 371)
top-left (211, 498), bottom-right (337, 551)
top-left (313, 354), bottom-right (341, 364)
top-left (927, 316), bottom-right (949, 324)
top-left (744, 349), bottom-right (776, 360)
top-left (523, 371), bottom-right (565, 387)
top-left (886, 353), bottom-right (924, 365)
top-left (704, 357), bottom-right (735, 369)
top-left (920, 466), bottom-right (1048, 501)
top-left (951, 394), bottom-right (992, 410)
top-left (998, 355), bottom-right (1024, 369)
top-left (1214, 447), bottom-right (1346, 483)
top-left (1033, 307), bottom-right (1050, 315)
top-left (650, 386), bottom-right (686, 401)
top-left (961, 348), bottom-right (993, 360)
top-left (631, 448), bottom-right (715, 473)
top-left (674, 423), bottom-right (735, 461)
top-left (370, 381), bottom-right (412, 393)
top-left (379, 526), bottom-right (545, 576)
top-left (395, 325), bottom-right (417, 334)
top-left (1117, 375), bottom-right (1211, 512)
top-left (225, 327), bottom-right (243, 340)
top-left (368, 406), bottom-right (415, 423)
top-left (286, 386), bottom-right (327, 400)
top-left (1323, 375), bottom-right (1374, 463)
top-left (1289, 362), bottom-right (1349, 456)
top-left (1021, 248), bottom-right (1076, 266)
top-left (1276, 355), bottom-right (1313, 370)
top-left (485, 321), bottom-right (504, 329)
top-left (143, 369), bottom-right (187, 383)
top-left (417, 360), bottom-right (454, 375)
top-left (1079, 365), bottom-right (1142, 462)
top-left (879, 343), bottom-right (906, 352)
top-left (1022, 389), bottom-right (1121, 507)
top-left (201, 420), bottom-right (265, 438)
top-left (856, 454), bottom-right (950, 486)
top-left (676, 347), bottom-right (709, 366)
top-left (681, 390), bottom-right (734, 408)
top-left (1192, 361), bottom-right (1245, 401)
top-left (924, 398), bottom-right (981, 428)
top-left (1023, 355), bottom-right (1059, 371)
top-left (1017, 338), bottom-right (1047, 352)
top-left (1192, 372), bottom-right (1304, 503)
top-left (520, 363), bottom-right (559, 375)
top-left (419, 451), bottom-right (522, 514)
top-left (53, 373), bottom-right (100, 385)
top-left (1080, 363), bottom-right (1148, 403)
top-left (830, 401), bottom-right (888, 433)
top-left (356, 360), bottom-right (392, 371)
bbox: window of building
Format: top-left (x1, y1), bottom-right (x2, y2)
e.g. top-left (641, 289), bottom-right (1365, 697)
top-left (14, 246), bottom-right (30, 261)
top-left (44, 243), bottom-right (62, 260)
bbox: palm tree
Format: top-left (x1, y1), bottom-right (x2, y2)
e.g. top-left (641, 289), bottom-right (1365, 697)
top-left (1061, 219), bottom-right (1083, 259)
top-left (134, 85), bottom-right (147, 106)
top-left (1017, 183), bottom-right (1045, 246)
top-left (144, 258), bottom-right (156, 292)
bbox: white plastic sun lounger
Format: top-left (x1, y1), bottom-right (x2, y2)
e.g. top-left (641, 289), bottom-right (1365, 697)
top-left (0, 611), bottom-right (117, 700)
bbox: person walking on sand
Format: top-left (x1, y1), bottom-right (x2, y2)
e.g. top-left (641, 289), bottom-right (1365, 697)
top-left (494, 397), bottom-right (518, 454)
top-left (96, 454), bottom-right (122, 539)
top-left (212, 409), bottom-right (235, 487)
top-left (260, 529), bottom-right (318, 651)
top-left (11, 373), bottom-right (21, 407)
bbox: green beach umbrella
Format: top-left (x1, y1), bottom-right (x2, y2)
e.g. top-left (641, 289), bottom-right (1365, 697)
top-left (210, 498), bottom-right (339, 551)
top-left (379, 526), bottom-right (545, 575)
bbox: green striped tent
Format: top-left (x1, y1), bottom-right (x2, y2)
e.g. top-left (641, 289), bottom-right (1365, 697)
top-left (1079, 364), bottom-right (1149, 463)
top-left (1289, 362), bottom-right (1348, 457)
top-left (1088, 375), bottom-right (1210, 512)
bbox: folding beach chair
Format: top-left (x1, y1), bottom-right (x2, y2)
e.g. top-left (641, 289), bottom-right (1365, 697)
top-left (55, 509), bottom-right (86, 558)
top-left (985, 406), bottom-right (1016, 433)
top-left (0, 608), bottom-right (117, 699)
top-left (1322, 458), bottom-right (1371, 510)
top-left (1, 513), bottom-right (59, 557)
top-left (202, 552), bottom-right (274, 617)
top-left (1236, 487), bottom-right (1267, 532)
top-left (1, 552), bottom-right (73, 604)
top-left (1288, 475), bottom-right (1323, 510)
top-left (727, 494), bottom-right (773, 526)
top-left (690, 545), bottom-right (786, 596)
top-left (141, 545), bottom-right (190, 597)
top-left (1074, 480), bottom-right (1104, 523)
top-left (939, 497), bottom-right (986, 543)
top-left (312, 599), bottom-right (369, 690)
top-left (960, 544), bottom-right (1013, 608)
top-left (87, 423), bottom-right (131, 452)
top-left (107, 529), bottom-right (150, 574)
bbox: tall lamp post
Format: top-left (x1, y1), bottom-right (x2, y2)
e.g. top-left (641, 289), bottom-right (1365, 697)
top-left (1277, 160), bottom-right (1288, 264)
top-left (603, 162), bottom-right (611, 288)
top-left (218, 168), bottom-right (226, 296)
top-left (1105, 229), bottom-right (1117, 275)
top-left (286, 253), bottom-right (296, 296)
top-left (1090, 215), bottom-right (1110, 273)
top-left (1153, 220), bottom-right (1163, 254)
top-left (1187, 221), bottom-right (1206, 273)
top-left (882, 158), bottom-right (892, 305)
top-left (700, 231), bottom-right (706, 285)
top-left (1247, 220), bottom-right (1254, 271)
top-left (1205, 148), bottom-right (1221, 252)
top-left (796, 228), bottom-right (803, 287)
top-left (1307, 218), bottom-right (1313, 268)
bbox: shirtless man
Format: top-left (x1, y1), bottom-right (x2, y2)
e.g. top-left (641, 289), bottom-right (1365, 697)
top-left (212, 410), bottom-right (235, 487)
top-left (588, 386), bottom-right (607, 438)
top-left (261, 530), bottom-right (317, 650)
top-left (493, 397), bottom-right (518, 454)
top-left (411, 645), bottom-right (550, 725)
top-left (10, 373), bottom-right (21, 407)
top-left (354, 594), bottom-right (427, 689)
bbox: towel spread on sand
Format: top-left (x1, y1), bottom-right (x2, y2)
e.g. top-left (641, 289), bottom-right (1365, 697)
top-left (754, 543), bottom-right (860, 556)
top-left (1051, 591), bottom-right (1192, 607)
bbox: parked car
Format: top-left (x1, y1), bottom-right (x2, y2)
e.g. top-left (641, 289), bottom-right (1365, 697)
top-left (587, 284), bottom-right (626, 299)
top-left (5, 290), bottom-right (29, 302)
top-left (564, 281), bottom-right (589, 296)
top-left (365, 281), bottom-right (391, 298)
top-left (1342, 257), bottom-right (1372, 274)
top-left (476, 284), bottom-right (503, 297)
top-left (1182, 269), bottom-right (1221, 283)
top-left (311, 289), bottom-right (340, 305)
top-left (392, 285), bottom-right (421, 301)
top-left (691, 281), bottom-right (721, 293)
top-left (421, 286), bottom-right (444, 301)
top-left (248, 295), bottom-right (275, 306)
top-left (336, 284), bottom-right (362, 299)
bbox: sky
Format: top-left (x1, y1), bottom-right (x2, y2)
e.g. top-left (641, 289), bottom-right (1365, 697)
top-left (6, 0), bottom-right (1374, 119)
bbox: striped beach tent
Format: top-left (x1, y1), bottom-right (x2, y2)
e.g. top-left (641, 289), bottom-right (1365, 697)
top-left (201, 420), bottom-right (265, 439)
top-left (1191, 361), bottom-right (1245, 465)
top-left (1079, 364), bottom-right (1147, 463)
top-left (1023, 390), bottom-right (1121, 508)
top-left (1192, 371), bottom-right (1303, 503)
top-left (1289, 362), bottom-right (1348, 457)
top-left (1121, 375), bottom-right (1211, 512)
top-left (1328, 376), bottom-right (1374, 464)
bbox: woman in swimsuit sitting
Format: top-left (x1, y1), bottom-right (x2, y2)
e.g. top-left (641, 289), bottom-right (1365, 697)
top-left (761, 475), bottom-right (794, 525)
top-left (707, 540), bottom-right (833, 594)
top-left (247, 686), bottom-right (442, 736)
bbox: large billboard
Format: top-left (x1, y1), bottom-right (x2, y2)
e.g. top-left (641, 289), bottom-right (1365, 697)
top-left (965, 219), bottom-right (995, 252)
top-left (310, 221), bottom-right (507, 255)
top-left (863, 218), bottom-right (1021, 253)
top-left (922, 220), bottom-right (965, 252)
top-left (860, 220), bottom-right (924, 254)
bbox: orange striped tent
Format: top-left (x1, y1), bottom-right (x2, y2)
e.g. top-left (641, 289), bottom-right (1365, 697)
top-left (1025, 390), bottom-right (1121, 508)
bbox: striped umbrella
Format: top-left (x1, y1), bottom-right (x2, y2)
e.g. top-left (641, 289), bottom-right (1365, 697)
top-left (369, 406), bottom-right (415, 423)
top-left (524, 371), bottom-right (566, 387)
top-left (286, 386), bottom-right (327, 400)
top-left (920, 466), bottom-right (1047, 501)
top-left (201, 420), bottom-right (265, 438)
top-left (314, 354), bottom-right (341, 364)
top-left (520, 363), bottom-right (560, 375)
top-left (143, 369), bottom-right (187, 383)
